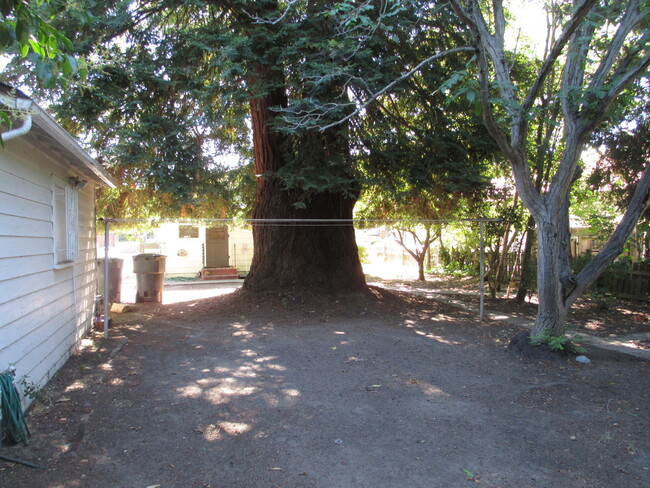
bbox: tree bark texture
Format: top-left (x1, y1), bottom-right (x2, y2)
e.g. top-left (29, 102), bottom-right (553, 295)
top-left (515, 215), bottom-right (536, 302)
top-left (531, 218), bottom-right (570, 338)
top-left (243, 96), bottom-right (366, 292)
top-left (240, 1), bottom-right (366, 293)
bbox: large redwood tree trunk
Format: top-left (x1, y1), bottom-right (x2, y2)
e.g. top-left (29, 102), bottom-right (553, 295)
top-left (242, 90), bottom-right (366, 292)
top-left (240, 0), bottom-right (366, 292)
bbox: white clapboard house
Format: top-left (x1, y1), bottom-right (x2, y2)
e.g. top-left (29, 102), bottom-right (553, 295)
top-left (0, 85), bottom-right (116, 405)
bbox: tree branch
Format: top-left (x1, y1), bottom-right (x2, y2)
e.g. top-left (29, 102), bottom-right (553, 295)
top-left (570, 161), bottom-right (650, 303)
top-left (522, 0), bottom-right (598, 115)
top-left (588, 0), bottom-right (644, 92)
top-left (243, 0), bottom-right (299, 25)
top-left (318, 46), bottom-right (476, 132)
top-left (453, 0), bottom-right (543, 215)
top-left (578, 49), bottom-right (650, 137)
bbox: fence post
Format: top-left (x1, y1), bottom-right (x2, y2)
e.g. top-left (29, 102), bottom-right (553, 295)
top-left (103, 218), bottom-right (110, 339)
top-left (478, 221), bottom-right (485, 322)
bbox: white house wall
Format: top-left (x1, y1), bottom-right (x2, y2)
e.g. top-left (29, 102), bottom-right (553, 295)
top-left (229, 227), bottom-right (253, 274)
top-left (0, 137), bottom-right (97, 402)
top-left (152, 223), bottom-right (254, 276)
top-left (156, 223), bottom-right (205, 275)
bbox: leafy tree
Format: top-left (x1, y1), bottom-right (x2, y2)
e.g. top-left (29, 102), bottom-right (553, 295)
top-left (353, 3), bottom-right (496, 282)
top-left (590, 89), bottom-right (650, 258)
top-left (25, 0), bottom-right (428, 291)
top-left (0, 0), bottom-right (86, 87)
top-left (0, 0), bottom-right (86, 146)
top-left (479, 182), bottom-right (526, 299)
top-left (358, 189), bottom-right (455, 282)
top-left (449, 0), bottom-right (650, 340)
top-left (21, 0), bottom-right (493, 293)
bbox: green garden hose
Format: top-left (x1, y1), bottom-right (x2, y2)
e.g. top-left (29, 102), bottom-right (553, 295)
top-left (0, 371), bottom-right (30, 446)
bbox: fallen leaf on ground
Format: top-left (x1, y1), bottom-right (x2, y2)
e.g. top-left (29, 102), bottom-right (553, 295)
top-left (462, 468), bottom-right (481, 482)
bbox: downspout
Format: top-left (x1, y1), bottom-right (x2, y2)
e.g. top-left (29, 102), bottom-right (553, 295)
top-left (1, 98), bottom-right (33, 142)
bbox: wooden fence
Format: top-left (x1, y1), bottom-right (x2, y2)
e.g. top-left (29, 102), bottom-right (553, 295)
top-left (595, 262), bottom-right (650, 300)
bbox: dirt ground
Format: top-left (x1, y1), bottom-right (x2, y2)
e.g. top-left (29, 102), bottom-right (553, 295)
top-left (375, 276), bottom-right (650, 343)
top-left (1, 283), bottom-right (649, 488)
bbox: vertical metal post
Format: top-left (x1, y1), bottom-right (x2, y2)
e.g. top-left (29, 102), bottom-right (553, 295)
top-left (103, 218), bottom-right (110, 339)
top-left (478, 221), bottom-right (485, 322)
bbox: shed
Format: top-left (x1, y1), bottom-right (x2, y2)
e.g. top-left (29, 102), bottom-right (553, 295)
top-left (0, 85), bottom-right (116, 405)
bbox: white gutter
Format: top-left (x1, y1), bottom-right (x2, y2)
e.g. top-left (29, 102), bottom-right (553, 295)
top-left (0, 90), bottom-right (117, 188)
top-left (0, 97), bottom-right (33, 142)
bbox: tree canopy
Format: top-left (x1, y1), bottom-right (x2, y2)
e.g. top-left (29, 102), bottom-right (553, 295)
top-left (3, 0), bottom-right (648, 309)
top-left (7, 1), bottom-right (499, 222)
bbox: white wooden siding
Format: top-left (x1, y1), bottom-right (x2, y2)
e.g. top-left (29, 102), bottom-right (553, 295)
top-left (152, 223), bottom-right (204, 274)
top-left (152, 224), bottom-right (253, 275)
top-left (0, 137), bottom-right (98, 402)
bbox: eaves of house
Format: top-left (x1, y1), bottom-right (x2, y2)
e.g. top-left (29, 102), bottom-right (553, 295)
top-left (0, 83), bottom-right (117, 189)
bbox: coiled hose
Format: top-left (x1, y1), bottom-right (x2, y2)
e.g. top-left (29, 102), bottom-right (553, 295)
top-left (0, 371), bottom-right (30, 446)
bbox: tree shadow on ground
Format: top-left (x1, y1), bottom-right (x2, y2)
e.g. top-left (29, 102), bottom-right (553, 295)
top-left (2, 288), bottom-right (648, 488)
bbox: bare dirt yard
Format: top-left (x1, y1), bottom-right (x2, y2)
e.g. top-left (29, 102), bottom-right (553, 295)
top-left (1, 283), bottom-right (649, 488)
top-left (377, 275), bottom-right (650, 344)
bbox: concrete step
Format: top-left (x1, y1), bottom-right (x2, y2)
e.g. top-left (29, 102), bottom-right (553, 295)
top-left (201, 267), bottom-right (239, 280)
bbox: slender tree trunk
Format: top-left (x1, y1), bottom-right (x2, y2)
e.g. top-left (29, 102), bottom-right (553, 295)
top-left (515, 215), bottom-right (536, 302)
top-left (417, 258), bottom-right (426, 281)
top-left (394, 227), bottom-right (431, 282)
top-left (438, 234), bottom-right (449, 266)
top-left (531, 218), bottom-right (570, 337)
top-left (452, 0), bottom-right (650, 344)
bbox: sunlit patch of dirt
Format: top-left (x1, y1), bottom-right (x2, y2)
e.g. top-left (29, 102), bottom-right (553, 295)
top-left (392, 275), bottom-right (650, 338)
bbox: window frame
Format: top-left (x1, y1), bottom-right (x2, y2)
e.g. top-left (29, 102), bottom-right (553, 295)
top-left (179, 225), bottom-right (200, 239)
top-left (51, 176), bottom-right (79, 267)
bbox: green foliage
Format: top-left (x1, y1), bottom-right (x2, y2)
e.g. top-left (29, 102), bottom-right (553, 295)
top-left (30, 0), bottom-right (258, 219)
top-left (20, 377), bottom-right (52, 406)
top-left (0, 0), bottom-right (87, 150)
top-left (429, 260), bottom-right (477, 277)
top-left (0, 0), bottom-right (86, 87)
top-left (353, 4), bottom-right (499, 263)
top-left (8, 0), bottom-right (498, 222)
top-left (7, 0), bottom-right (414, 217)
top-left (357, 245), bottom-right (370, 264)
top-left (530, 329), bottom-right (586, 354)
top-left (588, 84), bottom-right (650, 254)
top-left (573, 252), bottom-right (639, 275)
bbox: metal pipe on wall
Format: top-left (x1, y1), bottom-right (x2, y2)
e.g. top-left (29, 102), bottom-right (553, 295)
top-left (103, 218), bottom-right (110, 338)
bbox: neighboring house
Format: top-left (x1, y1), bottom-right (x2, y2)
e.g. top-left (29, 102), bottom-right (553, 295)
top-left (0, 85), bottom-right (116, 405)
top-left (569, 217), bottom-right (600, 258)
top-left (109, 222), bottom-right (254, 278)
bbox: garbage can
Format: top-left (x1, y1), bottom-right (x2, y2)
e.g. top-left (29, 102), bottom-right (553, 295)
top-left (133, 254), bottom-right (166, 303)
top-left (97, 258), bottom-right (124, 303)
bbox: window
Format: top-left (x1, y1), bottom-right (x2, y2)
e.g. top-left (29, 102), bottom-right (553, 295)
top-left (179, 225), bottom-right (199, 239)
top-left (52, 178), bottom-right (79, 265)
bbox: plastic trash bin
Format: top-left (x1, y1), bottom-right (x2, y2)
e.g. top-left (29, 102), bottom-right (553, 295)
top-left (133, 254), bottom-right (166, 303)
top-left (97, 258), bottom-right (123, 303)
